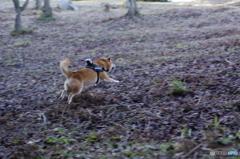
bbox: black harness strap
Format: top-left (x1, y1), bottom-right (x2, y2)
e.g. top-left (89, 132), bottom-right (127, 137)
top-left (96, 72), bottom-right (100, 84)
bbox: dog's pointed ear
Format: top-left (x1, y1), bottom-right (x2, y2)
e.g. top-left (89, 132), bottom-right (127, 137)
top-left (107, 57), bottom-right (111, 61)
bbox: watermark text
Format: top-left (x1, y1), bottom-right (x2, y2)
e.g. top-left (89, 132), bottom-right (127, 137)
top-left (210, 150), bottom-right (239, 156)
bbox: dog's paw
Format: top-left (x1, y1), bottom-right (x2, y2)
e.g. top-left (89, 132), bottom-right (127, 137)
top-left (114, 80), bottom-right (119, 83)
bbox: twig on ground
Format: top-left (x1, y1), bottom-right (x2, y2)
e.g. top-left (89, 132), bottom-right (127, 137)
top-left (196, 96), bottom-right (202, 106)
top-left (40, 112), bottom-right (47, 128)
top-left (224, 58), bottom-right (235, 66)
top-left (193, 54), bottom-right (204, 64)
top-left (181, 143), bottom-right (203, 159)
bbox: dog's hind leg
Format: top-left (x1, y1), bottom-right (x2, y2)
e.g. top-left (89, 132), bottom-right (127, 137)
top-left (67, 81), bottom-right (83, 104)
top-left (59, 90), bottom-right (65, 99)
top-left (59, 81), bottom-right (70, 100)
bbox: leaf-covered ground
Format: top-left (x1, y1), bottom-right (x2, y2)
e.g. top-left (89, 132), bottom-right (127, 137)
top-left (0, 0), bottom-right (240, 158)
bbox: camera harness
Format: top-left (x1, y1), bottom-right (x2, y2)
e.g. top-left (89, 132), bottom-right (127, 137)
top-left (85, 59), bottom-right (109, 84)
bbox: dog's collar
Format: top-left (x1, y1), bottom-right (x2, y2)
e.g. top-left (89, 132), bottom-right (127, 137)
top-left (85, 59), bottom-right (109, 84)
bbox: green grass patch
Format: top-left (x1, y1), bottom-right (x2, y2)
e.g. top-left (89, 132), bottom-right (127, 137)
top-left (38, 13), bottom-right (55, 20)
top-left (11, 27), bottom-right (33, 36)
top-left (14, 41), bottom-right (29, 47)
top-left (169, 80), bottom-right (187, 96)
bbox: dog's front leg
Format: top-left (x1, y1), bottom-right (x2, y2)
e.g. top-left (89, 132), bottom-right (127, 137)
top-left (100, 72), bottom-right (119, 83)
top-left (104, 78), bottom-right (119, 83)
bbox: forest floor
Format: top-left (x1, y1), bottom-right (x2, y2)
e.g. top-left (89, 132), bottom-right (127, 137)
top-left (0, 0), bottom-right (240, 158)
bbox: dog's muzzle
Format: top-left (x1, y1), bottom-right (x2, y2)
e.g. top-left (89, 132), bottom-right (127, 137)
top-left (111, 65), bottom-right (116, 71)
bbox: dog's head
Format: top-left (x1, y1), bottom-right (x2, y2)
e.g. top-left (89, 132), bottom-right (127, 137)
top-left (94, 57), bottom-right (115, 72)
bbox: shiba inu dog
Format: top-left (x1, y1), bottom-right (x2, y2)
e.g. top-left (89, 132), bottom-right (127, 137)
top-left (59, 57), bottom-right (119, 104)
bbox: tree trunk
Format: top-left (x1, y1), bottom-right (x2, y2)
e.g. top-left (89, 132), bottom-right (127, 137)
top-left (42, 0), bottom-right (52, 17)
top-left (127, 0), bottom-right (138, 17)
top-left (15, 8), bottom-right (22, 33)
top-left (36, 0), bottom-right (42, 9)
top-left (12, 0), bottom-right (29, 33)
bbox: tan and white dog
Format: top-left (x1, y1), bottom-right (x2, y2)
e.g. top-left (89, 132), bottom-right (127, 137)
top-left (59, 57), bottom-right (119, 104)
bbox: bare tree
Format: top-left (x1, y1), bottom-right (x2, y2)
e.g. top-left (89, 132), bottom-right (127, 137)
top-left (36, 0), bottom-right (42, 9)
top-left (126, 0), bottom-right (138, 17)
top-left (12, 0), bottom-right (29, 33)
top-left (42, 0), bottom-right (52, 17)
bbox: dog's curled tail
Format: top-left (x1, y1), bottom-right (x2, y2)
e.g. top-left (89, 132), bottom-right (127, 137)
top-left (60, 58), bottom-right (72, 78)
